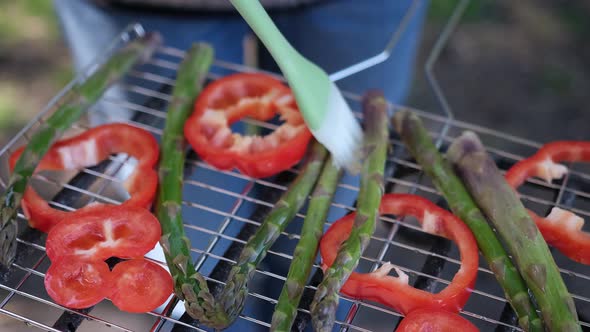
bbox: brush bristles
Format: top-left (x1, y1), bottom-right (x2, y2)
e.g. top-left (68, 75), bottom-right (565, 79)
top-left (312, 84), bottom-right (363, 174)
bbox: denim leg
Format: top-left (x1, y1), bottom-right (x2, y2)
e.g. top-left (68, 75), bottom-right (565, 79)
top-left (262, 0), bottom-right (429, 105)
top-left (54, 0), bottom-right (249, 69)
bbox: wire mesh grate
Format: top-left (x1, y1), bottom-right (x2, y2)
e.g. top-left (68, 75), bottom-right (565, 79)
top-left (1, 2), bottom-right (590, 331)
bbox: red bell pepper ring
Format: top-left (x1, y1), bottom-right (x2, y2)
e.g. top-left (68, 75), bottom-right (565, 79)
top-left (319, 193), bottom-right (479, 315)
top-left (395, 308), bottom-right (479, 332)
top-left (9, 123), bottom-right (159, 232)
top-left (45, 204), bottom-right (161, 262)
top-left (184, 72), bottom-right (313, 178)
top-left (506, 141), bottom-right (590, 264)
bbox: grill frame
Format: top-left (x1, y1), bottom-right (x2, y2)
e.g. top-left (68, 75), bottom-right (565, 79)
top-left (0, 1), bottom-right (589, 331)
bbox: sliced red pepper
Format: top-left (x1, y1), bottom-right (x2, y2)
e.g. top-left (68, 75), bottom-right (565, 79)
top-left (184, 72), bottom-right (312, 178)
top-left (109, 258), bottom-right (173, 313)
top-left (9, 123), bottom-right (159, 232)
top-left (395, 308), bottom-right (479, 332)
top-left (44, 257), bottom-right (114, 309)
top-left (45, 204), bottom-right (161, 262)
top-left (506, 141), bottom-right (590, 264)
top-left (45, 257), bottom-right (172, 313)
top-left (319, 193), bottom-right (479, 314)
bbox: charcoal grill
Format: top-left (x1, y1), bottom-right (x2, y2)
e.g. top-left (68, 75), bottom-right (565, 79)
top-left (0, 0), bottom-right (589, 331)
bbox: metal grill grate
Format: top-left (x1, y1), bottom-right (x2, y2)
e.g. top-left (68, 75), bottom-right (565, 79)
top-left (1, 1), bottom-right (590, 331)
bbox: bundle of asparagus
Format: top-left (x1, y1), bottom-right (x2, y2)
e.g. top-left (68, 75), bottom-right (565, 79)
top-left (448, 131), bottom-right (580, 332)
top-left (310, 90), bottom-right (389, 332)
top-left (156, 42), bottom-right (329, 329)
top-left (0, 32), bottom-right (162, 267)
top-left (220, 141), bottom-right (327, 324)
top-left (393, 110), bottom-right (542, 331)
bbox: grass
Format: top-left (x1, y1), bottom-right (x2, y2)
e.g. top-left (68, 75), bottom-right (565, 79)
top-left (539, 64), bottom-right (573, 95)
top-left (558, 5), bottom-right (590, 38)
top-left (0, 86), bottom-right (23, 129)
top-left (0, 1), bottom-right (59, 44)
top-left (0, 1), bottom-right (73, 146)
top-left (428, 0), bottom-right (489, 23)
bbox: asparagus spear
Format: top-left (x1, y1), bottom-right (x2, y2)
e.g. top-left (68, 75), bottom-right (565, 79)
top-left (310, 90), bottom-right (389, 332)
top-left (271, 155), bottom-right (342, 332)
top-left (447, 131), bottom-right (580, 332)
top-left (393, 110), bottom-right (542, 331)
top-left (219, 140), bottom-right (327, 325)
top-left (0, 32), bottom-right (161, 267)
top-left (155, 44), bottom-right (232, 328)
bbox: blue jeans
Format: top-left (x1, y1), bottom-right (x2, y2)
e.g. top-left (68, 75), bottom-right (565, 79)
top-left (53, 1), bottom-right (428, 330)
top-left (54, 0), bottom-right (428, 104)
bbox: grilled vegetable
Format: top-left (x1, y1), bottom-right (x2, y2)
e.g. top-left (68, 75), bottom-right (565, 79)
top-left (506, 141), bottom-right (590, 265)
top-left (184, 72), bottom-right (313, 178)
top-left (310, 90), bottom-right (389, 332)
top-left (45, 205), bottom-right (161, 262)
top-left (154, 44), bottom-right (231, 328)
top-left (220, 140), bottom-right (327, 324)
top-left (393, 110), bottom-right (542, 331)
top-left (45, 256), bottom-right (173, 313)
top-left (271, 155), bottom-right (342, 332)
top-left (0, 32), bottom-right (161, 266)
top-left (9, 123), bottom-right (159, 233)
top-left (396, 308), bottom-right (479, 332)
top-left (319, 194), bottom-right (479, 315)
top-left (45, 257), bottom-right (113, 309)
top-left (448, 131), bottom-right (581, 332)
top-left (110, 258), bottom-right (174, 313)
